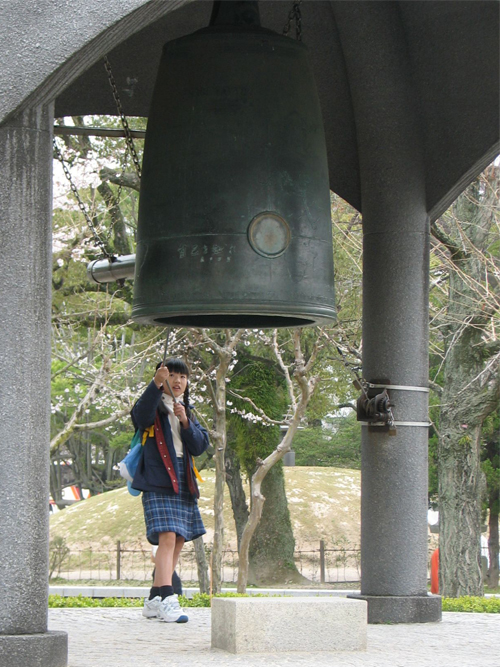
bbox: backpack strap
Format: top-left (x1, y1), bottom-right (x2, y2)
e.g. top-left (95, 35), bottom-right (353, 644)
top-left (192, 459), bottom-right (204, 483)
top-left (142, 425), bottom-right (154, 444)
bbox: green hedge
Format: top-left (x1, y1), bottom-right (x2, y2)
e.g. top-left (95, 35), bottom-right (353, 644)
top-left (49, 594), bottom-right (500, 612)
top-left (49, 594), bottom-right (143, 608)
top-left (48, 592), bottom-right (262, 608)
top-left (49, 593), bottom-right (209, 608)
top-left (442, 596), bottom-right (500, 613)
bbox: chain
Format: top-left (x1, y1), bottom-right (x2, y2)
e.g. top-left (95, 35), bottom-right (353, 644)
top-left (103, 56), bottom-right (142, 179)
top-left (53, 140), bottom-right (114, 260)
top-left (283, 0), bottom-right (302, 41)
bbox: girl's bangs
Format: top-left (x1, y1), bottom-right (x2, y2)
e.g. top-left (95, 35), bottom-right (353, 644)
top-left (165, 357), bottom-right (190, 377)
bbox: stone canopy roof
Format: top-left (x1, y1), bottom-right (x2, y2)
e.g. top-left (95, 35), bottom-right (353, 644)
top-left (52, 1), bottom-right (499, 220)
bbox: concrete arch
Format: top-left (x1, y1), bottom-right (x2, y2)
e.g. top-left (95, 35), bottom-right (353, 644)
top-left (0, 0), bottom-right (193, 125)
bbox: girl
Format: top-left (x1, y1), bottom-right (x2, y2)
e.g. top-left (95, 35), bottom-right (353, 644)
top-left (131, 358), bottom-right (209, 623)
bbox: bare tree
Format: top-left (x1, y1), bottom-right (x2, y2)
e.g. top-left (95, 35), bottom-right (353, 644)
top-left (190, 328), bottom-right (244, 594)
top-left (430, 165), bottom-right (500, 596)
top-left (49, 321), bottom-right (169, 498)
top-left (236, 328), bottom-right (324, 593)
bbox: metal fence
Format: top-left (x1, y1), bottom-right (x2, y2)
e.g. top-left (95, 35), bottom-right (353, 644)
top-left (49, 540), bottom-right (360, 584)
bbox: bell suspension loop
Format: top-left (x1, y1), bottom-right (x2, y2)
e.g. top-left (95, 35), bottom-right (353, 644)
top-left (283, 0), bottom-right (302, 41)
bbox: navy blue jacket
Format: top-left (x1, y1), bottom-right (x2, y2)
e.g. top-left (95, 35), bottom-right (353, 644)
top-left (130, 381), bottom-right (209, 495)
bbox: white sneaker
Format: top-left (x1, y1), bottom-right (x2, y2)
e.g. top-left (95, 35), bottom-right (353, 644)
top-left (142, 595), bottom-right (162, 618)
top-left (158, 594), bottom-right (189, 623)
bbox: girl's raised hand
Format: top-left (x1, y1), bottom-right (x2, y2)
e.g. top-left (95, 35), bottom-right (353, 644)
top-left (154, 365), bottom-right (170, 389)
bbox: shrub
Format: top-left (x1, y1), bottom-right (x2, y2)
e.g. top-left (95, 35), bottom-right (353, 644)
top-left (49, 593), bottom-right (500, 611)
top-left (49, 595), bottom-right (143, 608)
top-left (48, 591), bottom-right (279, 608)
top-left (292, 418), bottom-right (361, 469)
top-left (442, 596), bottom-right (500, 613)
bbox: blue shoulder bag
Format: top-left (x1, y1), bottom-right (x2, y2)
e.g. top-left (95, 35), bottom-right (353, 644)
top-left (118, 430), bottom-right (143, 496)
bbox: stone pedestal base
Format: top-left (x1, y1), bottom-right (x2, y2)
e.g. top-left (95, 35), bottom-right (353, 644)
top-left (0, 631), bottom-right (67, 667)
top-left (347, 593), bottom-right (442, 624)
top-left (211, 596), bottom-right (367, 654)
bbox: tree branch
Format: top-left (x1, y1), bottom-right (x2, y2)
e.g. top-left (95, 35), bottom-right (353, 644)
top-left (431, 219), bottom-right (468, 261)
top-left (50, 359), bottom-right (111, 453)
top-left (429, 380), bottom-right (443, 397)
top-left (227, 388), bottom-right (285, 426)
top-left (72, 406), bottom-right (131, 431)
top-left (99, 167), bottom-right (141, 192)
top-left (273, 329), bottom-right (296, 412)
top-left (481, 340), bottom-right (500, 359)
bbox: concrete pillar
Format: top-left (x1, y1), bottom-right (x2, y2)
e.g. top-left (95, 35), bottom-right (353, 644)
top-left (0, 107), bottom-right (67, 664)
top-left (334, 2), bottom-right (441, 622)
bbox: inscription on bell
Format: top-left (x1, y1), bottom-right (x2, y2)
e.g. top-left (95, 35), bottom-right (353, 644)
top-left (176, 242), bottom-right (236, 262)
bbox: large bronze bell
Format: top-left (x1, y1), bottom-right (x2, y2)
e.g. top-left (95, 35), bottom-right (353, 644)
top-left (132, 1), bottom-right (335, 328)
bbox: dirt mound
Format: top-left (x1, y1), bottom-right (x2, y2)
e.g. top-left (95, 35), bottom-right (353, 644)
top-left (50, 466), bottom-right (361, 550)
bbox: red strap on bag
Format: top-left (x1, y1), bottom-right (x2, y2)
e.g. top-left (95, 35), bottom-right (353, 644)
top-left (154, 412), bottom-right (200, 498)
top-left (154, 414), bottom-right (179, 493)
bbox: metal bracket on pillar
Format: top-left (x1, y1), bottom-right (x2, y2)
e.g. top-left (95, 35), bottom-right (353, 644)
top-left (364, 382), bottom-right (429, 393)
top-left (355, 378), bottom-right (396, 433)
top-left (356, 379), bottom-right (432, 434)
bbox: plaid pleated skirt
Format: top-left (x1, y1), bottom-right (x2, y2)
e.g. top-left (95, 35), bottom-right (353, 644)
top-left (142, 457), bottom-right (206, 545)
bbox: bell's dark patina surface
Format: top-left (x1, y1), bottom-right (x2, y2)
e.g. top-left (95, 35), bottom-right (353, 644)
top-left (132, 17), bottom-right (335, 328)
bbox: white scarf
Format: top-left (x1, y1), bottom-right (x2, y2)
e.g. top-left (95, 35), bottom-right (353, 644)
top-left (161, 394), bottom-right (184, 458)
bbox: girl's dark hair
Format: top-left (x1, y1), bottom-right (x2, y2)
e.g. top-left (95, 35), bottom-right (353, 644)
top-left (156, 358), bottom-right (191, 419)
top-left (157, 357), bottom-right (190, 377)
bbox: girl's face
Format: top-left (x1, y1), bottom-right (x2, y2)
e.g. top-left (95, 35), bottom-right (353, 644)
top-left (166, 370), bottom-right (188, 398)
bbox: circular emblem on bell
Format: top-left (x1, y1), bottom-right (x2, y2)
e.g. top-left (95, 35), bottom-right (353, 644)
top-left (247, 212), bottom-right (291, 258)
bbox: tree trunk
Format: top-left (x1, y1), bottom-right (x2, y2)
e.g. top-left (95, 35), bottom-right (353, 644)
top-left (437, 272), bottom-right (486, 597)
top-left (211, 423), bottom-right (226, 594)
top-left (97, 179), bottom-right (131, 256)
top-left (210, 345), bottom-right (233, 594)
top-left (195, 329), bottom-right (242, 594)
top-left (248, 463), bottom-right (308, 585)
top-left (487, 507), bottom-right (499, 589)
top-left (237, 368), bottom-right (314, 593)
top-left (224, 444), bottom-right (249, 551)
top-left (435, 173), bottom-right (499, 597)
top-left (438, 421), bottom-right (484, 596)
top-left (236, 329), bottom-right (321, 592)
top-left (193, 536), bottom-right (210, 594)
top-left (483, 433), bottom-right (499, 589)
top-left (49, 458), bottom-right (63, 508)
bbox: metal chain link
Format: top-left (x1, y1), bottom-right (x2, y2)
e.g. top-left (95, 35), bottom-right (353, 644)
top-left (103, 56), bottom-right (142, 179)
top-left (283, 0), bottom-right (302, 41)
top-left (53, 139), bottom-right (113, 259)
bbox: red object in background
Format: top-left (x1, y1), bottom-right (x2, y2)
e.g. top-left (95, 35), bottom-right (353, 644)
top-left (431, 548), bottom-right (439, 594)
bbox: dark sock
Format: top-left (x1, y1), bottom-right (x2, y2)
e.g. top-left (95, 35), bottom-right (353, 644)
top-left (160, 585), bottom-right (174, 600)
top-left (172, 570), bottom-right (183, 596)
top-left (149, 586), bottom-right (160, 600)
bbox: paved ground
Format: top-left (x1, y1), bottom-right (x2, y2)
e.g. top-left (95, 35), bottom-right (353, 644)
top-left (49, 607), bottom-right (499, 667)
